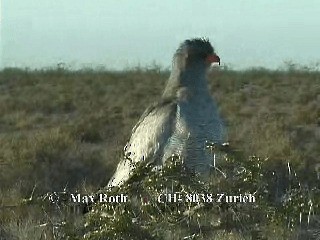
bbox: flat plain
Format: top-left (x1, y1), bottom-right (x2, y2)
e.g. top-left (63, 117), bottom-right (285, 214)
top-left (0, 65), bottom-right (319, 239)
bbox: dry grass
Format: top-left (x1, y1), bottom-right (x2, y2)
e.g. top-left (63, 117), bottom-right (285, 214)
top-left (0, 65), bottom-right (319, 239)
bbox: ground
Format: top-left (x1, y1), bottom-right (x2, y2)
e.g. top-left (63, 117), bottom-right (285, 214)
top-left (0, 65), bottom-right (319, 239)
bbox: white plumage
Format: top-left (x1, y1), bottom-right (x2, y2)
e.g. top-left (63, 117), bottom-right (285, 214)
top-left (108, 38), bottom-right (226, 187)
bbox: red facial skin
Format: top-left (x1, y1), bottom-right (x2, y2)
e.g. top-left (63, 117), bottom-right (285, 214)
top-left (206, 54), bottom-right (220, 65)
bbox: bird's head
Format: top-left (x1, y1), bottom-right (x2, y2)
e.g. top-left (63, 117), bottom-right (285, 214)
top-left (164, 38), bottom-right (220, 98)
top-left (173, 38), bottom-right (220, 71)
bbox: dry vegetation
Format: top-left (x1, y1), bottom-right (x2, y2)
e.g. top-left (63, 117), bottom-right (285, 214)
top-left (0, 65), bottom-right (319, 239)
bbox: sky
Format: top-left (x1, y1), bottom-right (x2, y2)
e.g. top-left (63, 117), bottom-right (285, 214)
top-left (1, 0), bottom-right (320, 70)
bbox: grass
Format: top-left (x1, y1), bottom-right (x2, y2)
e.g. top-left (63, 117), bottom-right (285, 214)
top-left (0, 65), bottom-right (319, 239)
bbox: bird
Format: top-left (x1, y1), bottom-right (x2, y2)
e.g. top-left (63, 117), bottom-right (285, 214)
top-left (108, 38), bottom-right (227, 187)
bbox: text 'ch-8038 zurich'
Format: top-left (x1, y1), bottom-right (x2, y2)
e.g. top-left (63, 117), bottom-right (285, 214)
top-left (108, 38), bottom-right (227, 187)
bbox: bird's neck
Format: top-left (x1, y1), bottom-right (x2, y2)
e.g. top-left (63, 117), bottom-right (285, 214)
top-left (163, 63), bottom-right (209, 98)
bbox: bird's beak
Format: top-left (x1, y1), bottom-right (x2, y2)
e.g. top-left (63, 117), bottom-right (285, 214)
top-left (206, 54), bottom-right (220, 65)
